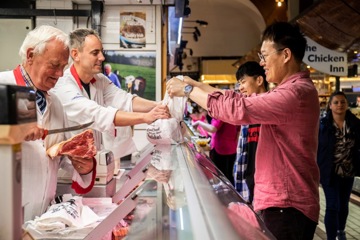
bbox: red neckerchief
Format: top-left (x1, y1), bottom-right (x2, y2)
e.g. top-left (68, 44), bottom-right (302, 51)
top-left (13, 65), bottom-right (48, 96)
top-left (70, 65), bottom-right (96, 90)
top-left (13, 65), bottom-right (26, 86)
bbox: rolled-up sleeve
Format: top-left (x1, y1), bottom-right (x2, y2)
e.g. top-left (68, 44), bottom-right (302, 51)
top-left (207, 88), bottom-right (297, 126)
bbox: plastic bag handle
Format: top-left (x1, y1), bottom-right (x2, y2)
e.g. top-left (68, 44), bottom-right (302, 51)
top-left (162, 93), bottom-right (170, 106)
top-left (162, 75), bottom-right (183, 106)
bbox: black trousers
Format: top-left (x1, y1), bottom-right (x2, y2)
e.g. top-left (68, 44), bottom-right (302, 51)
top-left (261, 207), bottom-right (317, 240)
top-left (321, 176), bottom-right (354, 240)
top-left (209, 149), bottom-right (236, 186)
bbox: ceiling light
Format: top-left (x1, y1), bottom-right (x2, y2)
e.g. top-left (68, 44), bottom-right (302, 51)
top-left (275, 0), bottom-right (284, 7)
top-left (183, 26), bottom-right (201, 36)
top-left (174, 47), bottom-right (184, 71)
top-left (181, 31), bottom-right (200, 41)
top-left (193, 32), bottom-right (198, 41)
top-left (195, 20), bottom-right (208, 26)
top-left (185, 48), bottom-right (193, 56)
top-left (184, 19), bottom-right (208, 27)
top-left (180, 40), bottom-right (188, 48)
top-left (194, 27), bottom-right (201, 36)
top-left (177, 17), bottom-right (183, 45)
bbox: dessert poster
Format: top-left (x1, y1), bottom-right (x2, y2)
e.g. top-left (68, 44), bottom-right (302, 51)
top-left (120, 12), bottom-right (146, 48)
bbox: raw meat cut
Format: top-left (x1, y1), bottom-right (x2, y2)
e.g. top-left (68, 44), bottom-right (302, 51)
top-left (47, 129), bottom-right (97, 159)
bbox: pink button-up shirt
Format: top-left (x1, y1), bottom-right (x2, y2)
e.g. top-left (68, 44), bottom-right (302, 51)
top-left (207, 71), bottom-right (320, 223)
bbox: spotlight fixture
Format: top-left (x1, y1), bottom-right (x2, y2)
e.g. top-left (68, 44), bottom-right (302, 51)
top-left (178, 38), bottom-right (193, 56)
top-left (182, 26), bottom-right (201, 36)
top-left (174, 47), bottom-right (184, 71)
top-left (181, 32), bottom-right (199, 42)
top-left (179, 39), bottom-right (188, 48)
top-left (183, 19), bottom-right (208, 27)
top-left (184, 48), bottom-right (193, 56)
top-left (193, 32), bottom-right (198, 41)
top-left (194, 26), bottom-right (201, 36)
top-left (173, 47), bottom-right (194, 72)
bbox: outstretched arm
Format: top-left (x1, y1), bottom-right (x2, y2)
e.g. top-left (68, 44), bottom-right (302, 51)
top-left (131, 96), bottom-right (160, 112)
top-left (113, 104), bottom-right (170, 126)
top-left (184, 76), bottom-right (224, 94)
top-left (166, 76), bottom-right (224, 110)
top-left (192, 120), bottom-right (217, 133)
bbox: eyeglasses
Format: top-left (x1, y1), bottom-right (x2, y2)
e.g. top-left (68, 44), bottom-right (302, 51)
top-left (258, 48), bottom-right (285, 63)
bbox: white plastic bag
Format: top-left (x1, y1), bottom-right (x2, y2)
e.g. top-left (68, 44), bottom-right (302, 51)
top-left (31, 196), bottom-right (99, 230)
top-left (146, 76), bottom-right (187, 145)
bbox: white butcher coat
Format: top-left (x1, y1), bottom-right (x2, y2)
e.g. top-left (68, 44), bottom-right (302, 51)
top-left (52, 65), bottom-right (137, 160)
top-left (0, 68), bottom-right (93, 222)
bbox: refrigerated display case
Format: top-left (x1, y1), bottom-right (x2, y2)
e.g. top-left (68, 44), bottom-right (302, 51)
top-left (84, 137), bottom-right (275, 240)
top-left (26, 127), bottom-right (275, 240)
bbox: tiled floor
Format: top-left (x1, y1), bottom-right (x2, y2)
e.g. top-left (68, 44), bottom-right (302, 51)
top-left (313, 187), bottom-right (360, 240)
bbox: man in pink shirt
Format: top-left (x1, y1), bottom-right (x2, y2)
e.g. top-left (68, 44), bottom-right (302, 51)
top-left (166, 22), bottom-right (320, 240)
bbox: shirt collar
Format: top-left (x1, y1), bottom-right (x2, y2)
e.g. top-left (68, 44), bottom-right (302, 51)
top-left (13, 65), bottom-right (47, 94)
top-left (70, 64), bottom-right (97, 90)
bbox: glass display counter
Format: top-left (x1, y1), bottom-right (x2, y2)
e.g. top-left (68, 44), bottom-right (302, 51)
top-left (84, 138), bottom-right (275, 239)
top-left (27, 126), bottom-right (275, 239)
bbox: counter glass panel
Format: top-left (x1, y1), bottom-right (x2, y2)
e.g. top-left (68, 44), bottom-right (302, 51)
top-left (122, 141), bottom-right (275, 240)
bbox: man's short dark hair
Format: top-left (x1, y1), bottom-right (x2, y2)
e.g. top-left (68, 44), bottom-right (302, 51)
top-left (261, 22), bottom-right (306, 63)
top-left (236, 61), bottom-right (268, 90)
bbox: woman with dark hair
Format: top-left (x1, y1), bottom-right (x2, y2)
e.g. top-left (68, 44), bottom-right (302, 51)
top-left (317, 91), bottom-right (360, 240)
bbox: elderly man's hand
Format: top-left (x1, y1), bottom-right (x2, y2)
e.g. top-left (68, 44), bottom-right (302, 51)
top-left (24, 125), bottom-right (45, 141)
top-left (69, 156), bottom-right (94, 175)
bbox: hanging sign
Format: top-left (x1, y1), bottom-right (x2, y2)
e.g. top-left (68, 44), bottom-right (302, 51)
top-left (303, 36), bottom-right (347, 77)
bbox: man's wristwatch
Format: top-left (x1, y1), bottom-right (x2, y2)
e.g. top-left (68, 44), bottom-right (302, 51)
top-left (184, 84), bottom-right (193, 98)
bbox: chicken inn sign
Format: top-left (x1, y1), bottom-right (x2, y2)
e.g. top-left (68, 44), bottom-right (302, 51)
top-left (303, 36), bottom-right (347, 77)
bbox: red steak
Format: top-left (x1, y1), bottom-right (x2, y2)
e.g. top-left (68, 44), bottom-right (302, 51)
top-left (47, 129), bottom-right (97, 159)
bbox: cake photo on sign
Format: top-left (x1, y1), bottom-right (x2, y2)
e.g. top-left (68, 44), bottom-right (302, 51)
top-left (120, 12), bottom-right (146, 48)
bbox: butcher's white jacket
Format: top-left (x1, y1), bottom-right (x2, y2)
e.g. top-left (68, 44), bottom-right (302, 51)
top-left (0, 69), bottom-right (93, 222)
top-left (52, 65), bottom-right (137, 159)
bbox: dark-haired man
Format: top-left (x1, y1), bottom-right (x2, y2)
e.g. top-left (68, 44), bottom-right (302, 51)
top-left (167, 22), bottom-right (320, 240)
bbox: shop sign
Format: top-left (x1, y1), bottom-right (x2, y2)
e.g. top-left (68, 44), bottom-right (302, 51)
top-left (303, 36), bottom-right (347, 77)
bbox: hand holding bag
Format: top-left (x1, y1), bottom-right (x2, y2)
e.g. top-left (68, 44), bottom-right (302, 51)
top-left (146, 77), bottom-right (187, 145)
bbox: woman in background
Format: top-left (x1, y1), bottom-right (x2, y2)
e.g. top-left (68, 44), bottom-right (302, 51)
top-left (192, 118), bottom-right (239, 185)
top-left (317, 91), bottom-right (360, 240)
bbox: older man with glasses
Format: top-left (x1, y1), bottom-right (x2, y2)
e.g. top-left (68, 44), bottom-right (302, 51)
top-left (166, 22), bottom-right (320, 240)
